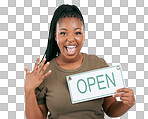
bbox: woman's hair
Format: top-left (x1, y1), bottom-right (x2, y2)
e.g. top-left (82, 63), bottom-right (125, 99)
top-left (39, 4), bottom-right (85, 65)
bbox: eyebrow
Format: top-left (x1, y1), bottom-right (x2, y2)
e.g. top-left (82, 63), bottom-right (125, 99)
top-left (60, 28), bottom-right (81, 31)
top-left (60, 28), bottom-right (67, 31)
top-left (74, 28), bottom-right (81, 30)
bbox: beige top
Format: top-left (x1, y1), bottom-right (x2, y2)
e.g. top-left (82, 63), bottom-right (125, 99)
top-left (35, 53), bottom-right (109, 119)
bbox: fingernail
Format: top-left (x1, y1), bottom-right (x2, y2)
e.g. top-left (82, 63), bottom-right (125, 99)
top-left (37, 56), bottom-right (39, 60)
top-left (49, 70), bottom-right (52, 72)
top-left (47, 62), bottom-right (50, 64)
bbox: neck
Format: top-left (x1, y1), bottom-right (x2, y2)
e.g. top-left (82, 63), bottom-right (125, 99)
top-left (56, 52), bottom-right (83, 65)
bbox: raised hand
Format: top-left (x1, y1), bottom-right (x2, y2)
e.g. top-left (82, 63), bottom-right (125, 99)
top-left (24, 56), bottom-right (51, 93)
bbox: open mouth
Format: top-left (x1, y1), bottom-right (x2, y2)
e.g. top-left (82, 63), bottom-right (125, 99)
top-left (64, 46), bottom-right (77, 55)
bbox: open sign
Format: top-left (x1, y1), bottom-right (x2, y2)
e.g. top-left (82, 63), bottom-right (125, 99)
top-left (66, 65), bottom-right (126, 104)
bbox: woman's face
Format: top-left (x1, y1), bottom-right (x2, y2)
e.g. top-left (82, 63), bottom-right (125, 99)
top-left (55, 17), bottom-right (85, 60)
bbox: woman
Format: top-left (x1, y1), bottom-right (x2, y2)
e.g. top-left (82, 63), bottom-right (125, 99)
top-left (24, 4), bottom-right (135, 119)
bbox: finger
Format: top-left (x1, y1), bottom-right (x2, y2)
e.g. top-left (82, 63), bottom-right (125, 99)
top-left (38, 58), bottom-right (46, 72)
top-left (113, 92), bottom-right (129, 97)
top-left (40, 70), bottom-right (52, 81)
top-left (40, 62), bottom-right (50, 76)
top-left (33, 56), bottom-right (40, 71)
top-left (24, 66), bottom-right (30, 75)
top-left (122, 101), bottom-right (131, 107)
top-left (120, 97), bottom-right (129, 101)
top-left (116, 88), bottom-right (131, 93)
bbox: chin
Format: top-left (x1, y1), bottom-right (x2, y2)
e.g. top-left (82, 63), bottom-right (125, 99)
top-left (64, 51), bottom-right (81, 60)
top-left (65, 53), bottom-right (78, 58)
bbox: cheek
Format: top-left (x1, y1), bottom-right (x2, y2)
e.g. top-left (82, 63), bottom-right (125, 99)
top-left (56, 34), bottom-right (62, 43)
top-left (75, 35), bottom-right (84, 43)
top-left (56, 37), bottom-right (65, 48)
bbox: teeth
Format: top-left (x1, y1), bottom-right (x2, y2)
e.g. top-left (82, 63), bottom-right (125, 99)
top-left (66, 46), bottom-right (76, 48)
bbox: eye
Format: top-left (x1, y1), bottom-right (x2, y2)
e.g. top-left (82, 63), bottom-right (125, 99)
top-left (75, 32), bottom-right (82, 35)
top-left (60, 32), bottom-right (66, 35)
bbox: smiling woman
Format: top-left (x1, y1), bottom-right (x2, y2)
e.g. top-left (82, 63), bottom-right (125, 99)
top-left (55, 17), bottom-right (85, 66)
top-left (40, 4), bottom-right (85, 64)
top-left (24, 4), bottom-right (135, 119)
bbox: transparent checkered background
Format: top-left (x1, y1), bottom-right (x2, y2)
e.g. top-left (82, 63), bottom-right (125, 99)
top-left (0, 0), bottom-right (148, 119)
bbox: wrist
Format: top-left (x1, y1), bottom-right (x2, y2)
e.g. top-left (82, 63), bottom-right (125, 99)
top-left (25, 88), bottom-right (35, 96)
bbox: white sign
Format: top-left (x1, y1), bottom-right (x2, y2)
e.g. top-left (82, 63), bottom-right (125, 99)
top-left (66, 65), bottom-right (126, 104)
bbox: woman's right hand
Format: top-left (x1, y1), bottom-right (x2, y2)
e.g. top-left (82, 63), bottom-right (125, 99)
top-left (24, 57), bottom-right (51, 93)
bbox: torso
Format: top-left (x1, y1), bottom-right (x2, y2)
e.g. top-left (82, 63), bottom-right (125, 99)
top-left (36, 53), bottom-right (107, 119)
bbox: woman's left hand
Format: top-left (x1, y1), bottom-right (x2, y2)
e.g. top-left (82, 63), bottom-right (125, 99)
top-left (113, 88), bottom-right (136, 107)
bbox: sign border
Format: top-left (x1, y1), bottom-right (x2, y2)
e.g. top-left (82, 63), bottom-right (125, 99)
top-left (66, 65), bottom-right (126, 104)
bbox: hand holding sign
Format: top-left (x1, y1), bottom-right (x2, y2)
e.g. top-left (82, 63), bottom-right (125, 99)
top-left (113, 88), bottom-right (136, 107)
top-left (66, 65), bottom-right (126, 104)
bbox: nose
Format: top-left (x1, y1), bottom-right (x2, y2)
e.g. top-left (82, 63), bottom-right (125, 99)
top-left (66, 33), bottom-right (75, 42)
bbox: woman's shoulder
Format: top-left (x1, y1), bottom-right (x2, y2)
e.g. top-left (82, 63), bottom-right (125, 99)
top-left (85, 53), bottom-right (109, 68)
top-left (85, 53), bottom-right (102, 61)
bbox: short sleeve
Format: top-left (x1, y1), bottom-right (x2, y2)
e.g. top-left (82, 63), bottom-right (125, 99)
top-left (99, 58), bottom-right (109, 68)
top-left (35, 81), bottom-right (47, 105)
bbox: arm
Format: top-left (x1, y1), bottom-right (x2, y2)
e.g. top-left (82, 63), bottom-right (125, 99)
top-left (25, 90), bottom-right (48, 119)
top-left (39, 105), bottom-right (48, 119)
top-left (102, 88), bottom-right (135, 117)
top-left (24, 57), bottom-right (51, 119)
